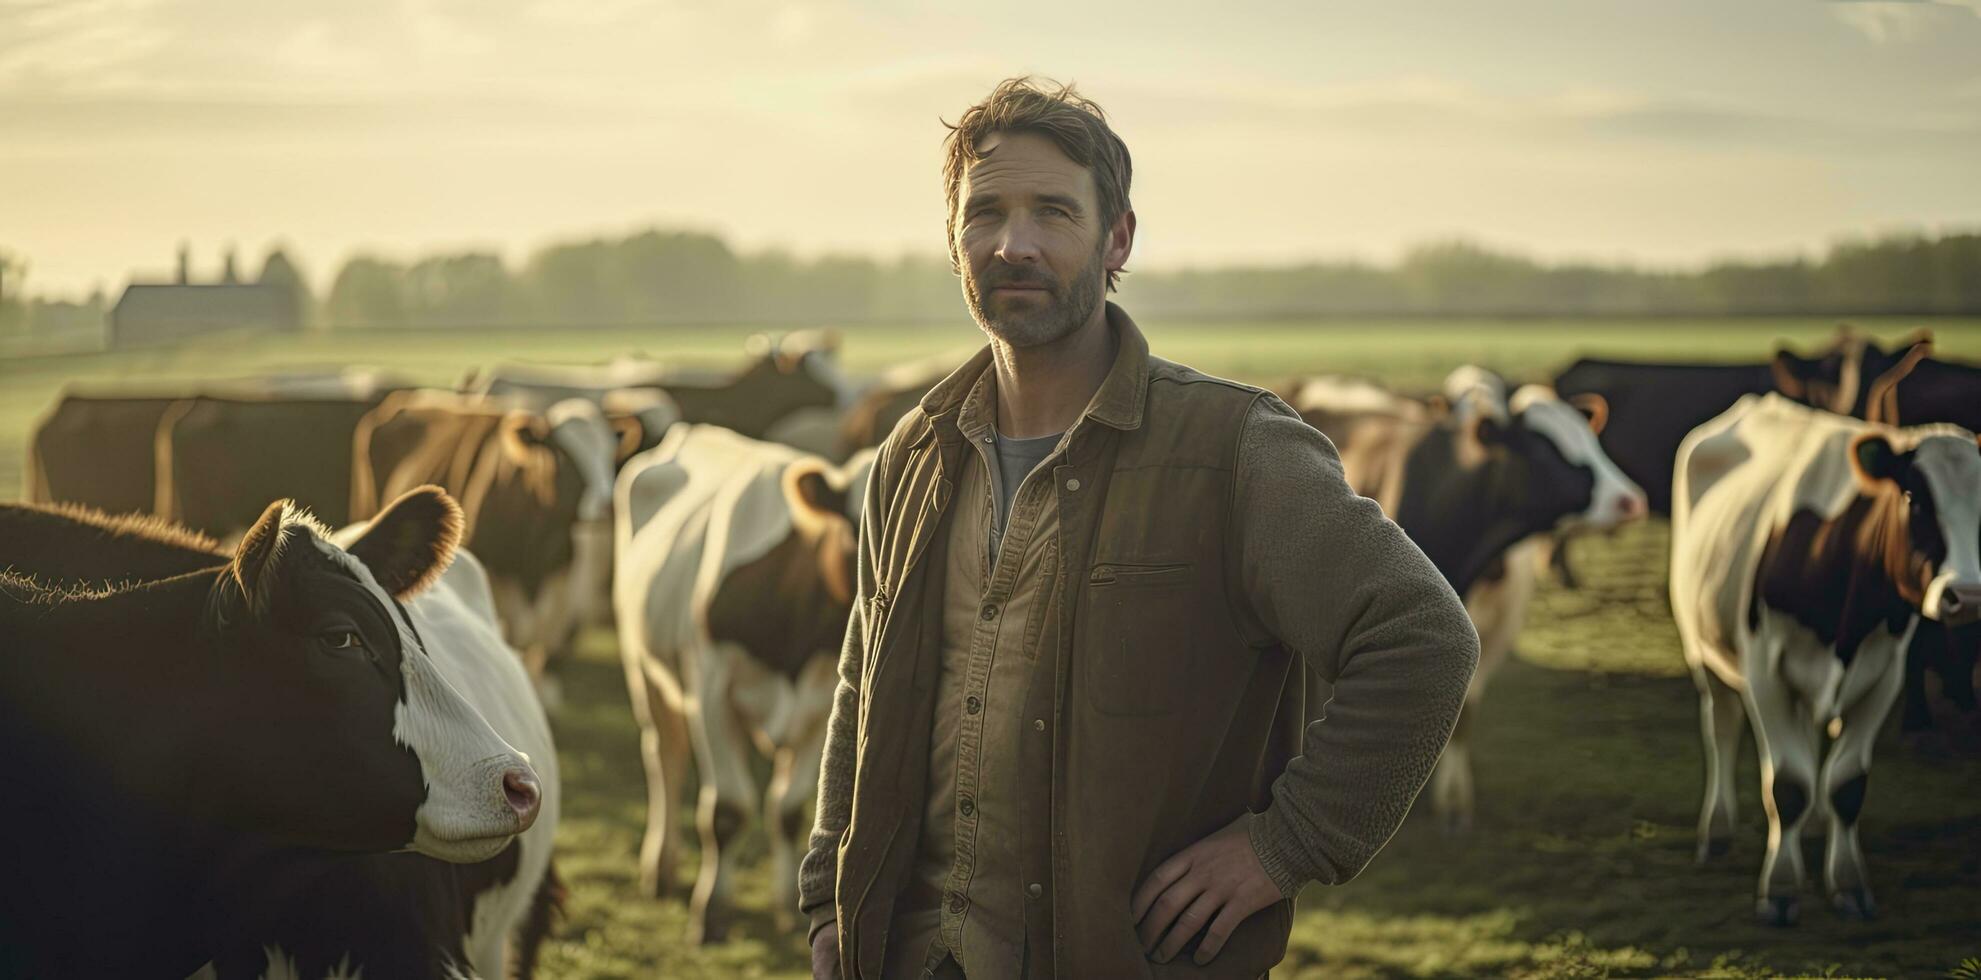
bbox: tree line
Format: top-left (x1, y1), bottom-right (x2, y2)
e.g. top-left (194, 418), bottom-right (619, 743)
top-left (4, 229), bottom-right (1979, 338)
top-left (320, 229), bottom-right (1981, 327)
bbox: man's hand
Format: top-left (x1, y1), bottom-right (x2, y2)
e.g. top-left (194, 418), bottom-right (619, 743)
top-left (1131, 814), bottom-right (1283, 966)
top-left (811, 922), bottom-right (839, 979)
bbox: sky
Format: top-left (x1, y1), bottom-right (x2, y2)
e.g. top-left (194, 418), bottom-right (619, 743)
top-left (3, 0), bottom-right (1979, 297)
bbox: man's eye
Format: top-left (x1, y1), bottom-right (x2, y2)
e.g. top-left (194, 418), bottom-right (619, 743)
top-left (1041, 206), bottom-right (1068, 218)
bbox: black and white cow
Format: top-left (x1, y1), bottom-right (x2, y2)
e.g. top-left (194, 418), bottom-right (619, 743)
top-left (1671, 394), bottom-right (1981, 924)
top-left (0, 488), bottom-right (542, 977)
top-left (614, 423), bottom-right (875, 943)
top-left (1287, 369), bottom-right (1646, 830)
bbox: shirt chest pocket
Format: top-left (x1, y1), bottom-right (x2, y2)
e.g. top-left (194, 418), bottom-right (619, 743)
top-left (1083, 560), bottom-right (1202, 717)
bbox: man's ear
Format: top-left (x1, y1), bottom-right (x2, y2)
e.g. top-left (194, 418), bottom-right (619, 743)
top-left (1850, 433), bottom-right (1907, 491)
top-left (1104, 209), bottom-right (1136, 283)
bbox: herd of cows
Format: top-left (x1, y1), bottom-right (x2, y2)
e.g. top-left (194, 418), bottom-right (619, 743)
top-left (1, 325), bottom-right (1976, 976)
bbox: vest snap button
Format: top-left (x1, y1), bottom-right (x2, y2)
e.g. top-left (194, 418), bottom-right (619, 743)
top-left (960, 796), bottom-right (976, 817)
top-left (980, 603), bottom-right (997, 621)
top-left (966, 696), bottom-right (982, 714)
top-left (1033, 718), bottom-right (1046, 732)
top-left (947, 895), bottom-right (967, 914)
top-left (1027, 882), bottom-right (1043, 899)
top-left (1065, 478), bottom-right (1081, 491)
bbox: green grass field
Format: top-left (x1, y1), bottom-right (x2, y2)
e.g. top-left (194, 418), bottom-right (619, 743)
top-left (5, 316), bottom-right (1979, 978)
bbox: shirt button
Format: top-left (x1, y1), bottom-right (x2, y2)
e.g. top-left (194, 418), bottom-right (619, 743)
top-left (1033, 719), bottom-right (1046, 732)
top-left (980, 603), bottom-right (997, 621)
top-left (948, 894), bottom-right (967, 914)
top-left (1065, 478), bottom-right (1081, 491)
top-left (966, 696), bottom-right (982, 714)
top-left (959, 796), bottom-right (976, 817)
top-left (1027, 883), bottom-right (1044, 900)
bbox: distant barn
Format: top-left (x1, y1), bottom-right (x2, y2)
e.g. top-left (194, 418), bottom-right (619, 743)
top-left (109, 245), bottom-right (307, 347)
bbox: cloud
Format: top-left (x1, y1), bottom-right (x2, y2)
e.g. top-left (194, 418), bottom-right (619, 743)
top-left (1828, 0), bottom-right (1981, 42)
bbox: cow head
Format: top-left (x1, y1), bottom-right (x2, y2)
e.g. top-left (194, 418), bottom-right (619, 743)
top-left (602, 387), bottom-right (682, 469)
top-left (1850, 428), bottom-right (1981, 626)
top-left (1509, 385), bottom-right (1647, 532)
top-left (204, 486), bottom-right (540, 861)
top-left (1773, 330), bottom-right (1868, 415)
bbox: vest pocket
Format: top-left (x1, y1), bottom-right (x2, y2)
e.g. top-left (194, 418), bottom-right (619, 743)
top-left (1084, 561), bottom-right (1197, 716)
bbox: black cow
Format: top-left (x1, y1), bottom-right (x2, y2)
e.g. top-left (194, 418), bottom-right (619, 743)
top-left (0, 489), bottom-right (540, 978)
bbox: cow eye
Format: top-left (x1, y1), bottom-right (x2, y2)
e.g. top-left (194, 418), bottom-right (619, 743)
top-left (325, 630), bottom-right (366, 653)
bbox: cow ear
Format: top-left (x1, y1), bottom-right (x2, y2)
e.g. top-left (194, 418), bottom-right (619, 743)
top-left (784, 459), bottom-right (849, 533)
top-left (344, 485), bottom-right (463, 600)
top-left (499, 411), bottom-right (551, 463)
top-left (1850, 433), bottom-right (1906, 490)
top-left (1568, 392), bottom-right (1610, 436)
top-left (232, 499), bottom-right (297, 617)
top-left (1770, 351), bottom-right (1811, 400)
top-left (608, 414), bottom-right (645, 466)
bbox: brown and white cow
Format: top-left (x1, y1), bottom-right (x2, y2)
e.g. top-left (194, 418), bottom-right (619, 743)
top-left (353, 391), bottom-right (621, 694)
top-left (613, 423), bottom-right (875, 943)
top-left (1671, 394), bottom-right (1981, 925)
top-left (1287, 368), bottom-right (1647, 831)
top-left (0, 488), bottom-right (541, 977)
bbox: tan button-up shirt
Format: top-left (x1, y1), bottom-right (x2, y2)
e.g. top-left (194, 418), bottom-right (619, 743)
top-left (888, 370), bottom-right (1067, 979)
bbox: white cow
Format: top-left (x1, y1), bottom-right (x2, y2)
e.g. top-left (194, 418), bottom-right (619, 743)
top-left (614, 423), bottom-right (874, 944)
top-left (1671, 393), bottom-right (1981, 925)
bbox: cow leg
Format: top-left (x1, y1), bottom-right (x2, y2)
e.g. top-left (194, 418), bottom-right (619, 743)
top-left (623, 653), bottom-right (691, 900)
top-left (1428, 707), bottom-right (1475, 835)
top-left (764, 655), bottom-right (836, 934)
top-left (1900, 626), bottom-right (1942, 733)
top-left (526, 566), bottom-right (579, 706)
top-left (1747, 671), bottom-right (1817, 926)
top-left (490, 576), bottom-right (559, 706)
top-left (686, 644), bottom-right (759, 946)
top-left (1819, 648), bottom-right (1904, 921)
top-left (1693, 668), bottom-right (1745, 862)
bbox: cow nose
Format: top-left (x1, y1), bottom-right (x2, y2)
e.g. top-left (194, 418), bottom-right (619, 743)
top-left (1618, 493), bottom-right (1647, 523)
top-left (503, 767), bottom-right (542, 830)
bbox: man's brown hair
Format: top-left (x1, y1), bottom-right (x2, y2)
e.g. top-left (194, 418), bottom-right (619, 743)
top-left (943, 76), bottom-right (1134, 291)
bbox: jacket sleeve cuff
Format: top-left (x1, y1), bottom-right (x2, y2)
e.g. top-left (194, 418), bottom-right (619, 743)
top-left (807, 906), bottom-right (838, 946)
top-left (1247, 808), bottom-right (1310, 900)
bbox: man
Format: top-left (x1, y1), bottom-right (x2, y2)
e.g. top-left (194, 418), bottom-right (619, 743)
top-left (800, 78), bottom-right (1478, 980)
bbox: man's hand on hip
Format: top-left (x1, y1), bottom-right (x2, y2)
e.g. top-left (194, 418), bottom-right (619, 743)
top-left (1131, 813), bottom-right (1283, 966)
top-left (811, 922), bottom-right (839, 979)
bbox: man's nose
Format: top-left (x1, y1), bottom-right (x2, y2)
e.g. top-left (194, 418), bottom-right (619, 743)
top-left (995, 215), bottom-right (1043, 264)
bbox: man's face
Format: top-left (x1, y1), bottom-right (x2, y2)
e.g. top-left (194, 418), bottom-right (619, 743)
top-left (954, 130), bottom-right (1125, 348)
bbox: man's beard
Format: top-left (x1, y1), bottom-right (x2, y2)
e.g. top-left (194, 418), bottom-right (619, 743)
top-left (963, 238), bottom-right (1107, 349)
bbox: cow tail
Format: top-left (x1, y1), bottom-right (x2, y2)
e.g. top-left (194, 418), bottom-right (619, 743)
top-left (508, 859), bottom-right (566, 980)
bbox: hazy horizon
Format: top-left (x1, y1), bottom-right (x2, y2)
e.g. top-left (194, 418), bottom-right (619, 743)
top-left (5, 0), bottom-right (1979, 298)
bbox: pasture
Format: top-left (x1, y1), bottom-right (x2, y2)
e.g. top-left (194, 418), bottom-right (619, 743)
top-left (5, 316), bottom-right (1979, 979)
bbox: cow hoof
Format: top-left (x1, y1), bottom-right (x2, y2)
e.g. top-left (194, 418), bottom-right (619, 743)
top-left (1754, 895), bottom-right (1799, 927)
top-left (1831, 888), bottom-right (1877, 921)
top-left (1695, 836), bottom-right (1732, 864)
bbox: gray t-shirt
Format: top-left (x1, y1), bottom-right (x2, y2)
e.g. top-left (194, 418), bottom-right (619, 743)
top-left (989, 429), bottom-right (1062, 555)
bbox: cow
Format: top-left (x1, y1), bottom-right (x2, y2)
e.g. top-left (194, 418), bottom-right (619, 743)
top-left (464, 330), bottom-right (853, 450)
top-left (353, 391), bottom-right (621, 695)
top-left (613, 423), bottom-right (875, 944)
top-left (835, 348), bottom-right (972, 458)
top-left (1670, 394), bottom-right (1981, 925)
top-left (24, 372), bottom-right (407, 522)
top-left (159, 393), bottom-right (390, 536)
top-left (198, 542), bottom-right (564, 980)
top-left (1285, 369), bottom-right (1647, 831)
top-left (0, 487), bottom-right (542, 977)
